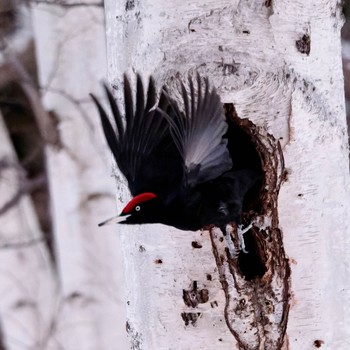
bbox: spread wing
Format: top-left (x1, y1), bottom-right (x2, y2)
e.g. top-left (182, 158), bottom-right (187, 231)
top-left (160, 75), bottom-right (233, 188)
top-left (91, 74), bottom-right (182, 199)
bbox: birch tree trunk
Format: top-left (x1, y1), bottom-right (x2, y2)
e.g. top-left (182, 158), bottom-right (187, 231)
top-left (104, 0), bottom-right (350, 349)
top-left (1, 1), bottom-right (130, 347)
top-left (30, 2), bottom-right (128, 349)
top-left (0, 112), bottom-right (57, 350)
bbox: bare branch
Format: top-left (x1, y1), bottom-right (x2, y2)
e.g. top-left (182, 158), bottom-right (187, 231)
top-left (43, 87), bottom-right (95, 131)
top-left (0, 38), bottom-right (61, 147)
top-left (0, 237), bottom-right (45, 249)
top-left (30, 0), bottom-right (104, 8)
top-left (0, 157), bottom-right (47, 216)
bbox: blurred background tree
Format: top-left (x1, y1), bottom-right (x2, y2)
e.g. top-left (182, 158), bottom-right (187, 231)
top-left (0, 1), bottom-right (127, 349)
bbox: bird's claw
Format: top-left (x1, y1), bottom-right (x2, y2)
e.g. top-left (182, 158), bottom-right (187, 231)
top-left (224, 226), bottom-right (238, 259)
top-left (237, 223), bottom-right (253, 254)
top-left (222, 223), bottom-right (253, 259)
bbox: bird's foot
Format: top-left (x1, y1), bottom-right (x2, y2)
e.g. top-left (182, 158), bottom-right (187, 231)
top-left (221, 223), bottom-right (253, 259)
top-left (223, 225), bottom-right (238, 259)
top-left (222, 225), bottom-right (244, 259)
top-left (237, 223), bottom-right (253, 254)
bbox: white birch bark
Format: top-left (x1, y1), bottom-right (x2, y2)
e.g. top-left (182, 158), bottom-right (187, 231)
top-left (30, 2), bottom-right (128, 349)
top-left (104, 0), bottom-right (350, 349)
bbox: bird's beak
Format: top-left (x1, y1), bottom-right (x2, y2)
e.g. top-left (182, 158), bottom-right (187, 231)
top-left (98, 214), bottom-right (131, 227)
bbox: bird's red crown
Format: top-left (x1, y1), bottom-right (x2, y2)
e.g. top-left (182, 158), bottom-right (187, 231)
top-left (122, 192), bottom-right (157, 214)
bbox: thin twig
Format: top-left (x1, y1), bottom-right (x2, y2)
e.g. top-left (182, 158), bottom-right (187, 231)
top-left (0, 172), bottom-right (47, 216)
top-left (0, 237), bottom-right (45, 249)
top-left (30, 0), bottom-right (104, 8)
top-left (0, 37), bottom-right (60, 147)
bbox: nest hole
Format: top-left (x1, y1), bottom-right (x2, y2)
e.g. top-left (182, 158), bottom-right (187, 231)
top-left (237, 229), bottom-right (266, 280)
top-left (224, 104), bottom-right (263, 214)
top-left (225, 103), bottom-right (267, 280)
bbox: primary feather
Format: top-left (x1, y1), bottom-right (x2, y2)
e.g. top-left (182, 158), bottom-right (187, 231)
top-left (160, 75), bottom-right (232, 187)
top-left (91, 74), bottom-right (180, 200)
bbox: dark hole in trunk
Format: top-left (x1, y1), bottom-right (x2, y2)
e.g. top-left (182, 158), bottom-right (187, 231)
top-left (225, 103), bottom-right (267, 280)
top-left (237, 229), bottom-right (266, 280)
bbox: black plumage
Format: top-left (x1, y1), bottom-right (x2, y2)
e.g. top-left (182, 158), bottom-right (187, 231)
top-left (91, 74), bottom-right (260, 234)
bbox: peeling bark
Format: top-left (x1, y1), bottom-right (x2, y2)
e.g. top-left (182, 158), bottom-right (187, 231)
top-left (209, 105), bottom-right (290, 350)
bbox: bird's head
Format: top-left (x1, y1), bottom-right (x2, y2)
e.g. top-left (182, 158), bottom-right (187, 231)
top-left (98, 192), bottom-right (161, 226)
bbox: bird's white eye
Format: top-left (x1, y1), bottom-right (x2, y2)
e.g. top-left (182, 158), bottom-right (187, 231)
top-left (135, 205), bottom-right (141, 212)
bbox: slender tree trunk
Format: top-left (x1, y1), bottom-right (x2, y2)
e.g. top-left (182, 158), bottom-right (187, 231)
top-left (0, 112), bottom-right (57, 350)
top-left (30, 2), bottom-right (128, 349)
top-left (104, 0), bottom-right (350, 349)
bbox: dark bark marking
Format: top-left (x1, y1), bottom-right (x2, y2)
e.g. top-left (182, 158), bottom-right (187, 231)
top-left (183, 281), bottom-right (209, 308)
top-left (125, 0), bottom-right (135, 11)
top-left (191, 241), bottom-right (203, 249)
top-left (296, 34), bottom-right (311, 55)
top-left (314, 340), bottom-right (325, 348)
top-left (181, 312), bottom-right (201, 326)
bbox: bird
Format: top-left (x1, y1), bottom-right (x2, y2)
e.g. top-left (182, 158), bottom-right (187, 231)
top-left (91, 73), bottom-right (261, 257)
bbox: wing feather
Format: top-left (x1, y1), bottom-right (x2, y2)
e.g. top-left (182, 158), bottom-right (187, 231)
top-left (92, 73), bottom-right (231, 198)
top-left (90, 93), bottom-right (119, 161)
top-left (104, 86), bottom-right (124, 138)
top-left (162, 74), bottom-right (233, 187)
top-left (91, 75), bottom-right (175, 196)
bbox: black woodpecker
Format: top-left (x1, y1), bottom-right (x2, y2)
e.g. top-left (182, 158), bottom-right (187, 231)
top-left (91, 74), bottom-right (261, 256)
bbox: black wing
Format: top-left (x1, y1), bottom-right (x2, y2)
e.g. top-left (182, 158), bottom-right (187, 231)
top-left (91, 74), bottom-right (182, 199)
top-left (160, 74), bottom-right (232, 188)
